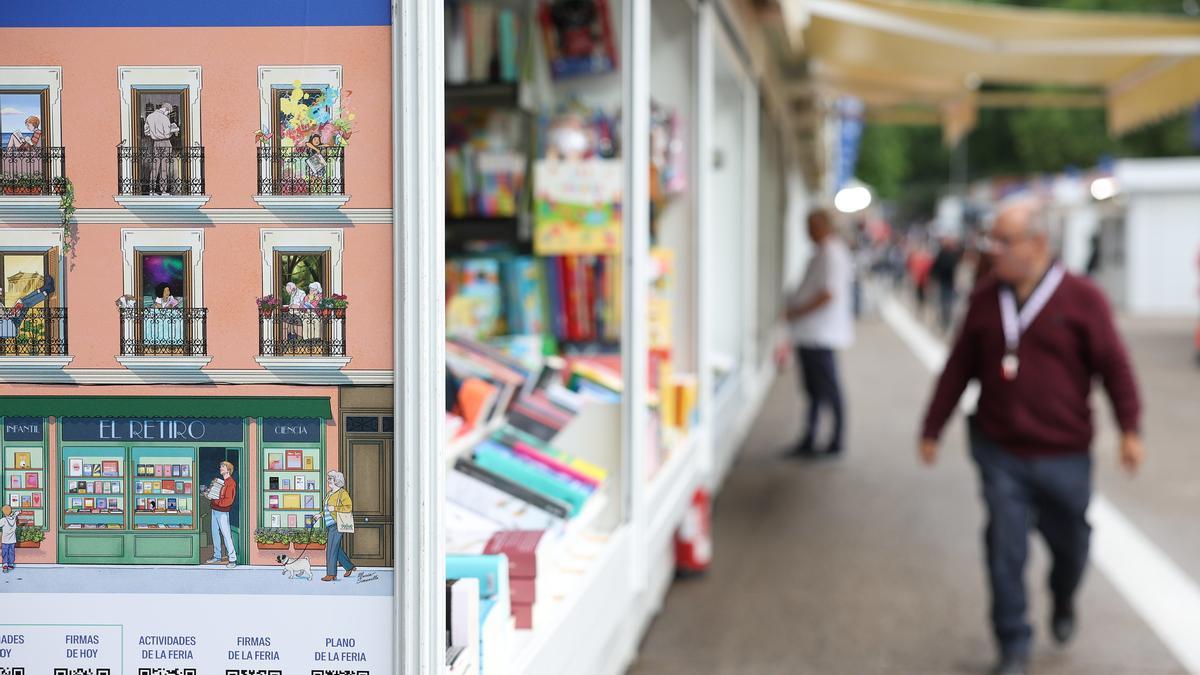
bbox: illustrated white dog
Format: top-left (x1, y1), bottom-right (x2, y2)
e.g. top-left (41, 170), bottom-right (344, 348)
top-left (276, 553), bottom-right (313, 580)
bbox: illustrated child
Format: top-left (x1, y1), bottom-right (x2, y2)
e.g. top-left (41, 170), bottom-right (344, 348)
top-left (1, 505), bottom-right (18, 572)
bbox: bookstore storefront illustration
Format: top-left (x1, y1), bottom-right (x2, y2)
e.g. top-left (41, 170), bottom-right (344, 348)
top-left (0, 397), bottom-right (338, 567)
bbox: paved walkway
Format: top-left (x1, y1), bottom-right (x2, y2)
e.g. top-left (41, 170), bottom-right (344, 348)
top-left (629, 305), bottom-right (1196, 674)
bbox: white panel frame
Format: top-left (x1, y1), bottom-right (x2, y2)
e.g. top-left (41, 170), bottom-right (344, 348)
top-left (0, 67), bottom-right (63, 147)
top-left (394, 1), bottom-right (445, 673)
top-left (117, 66), bottom-right (202, 146)
top-left (258, 229), bottom-right (345, 296)
top-left (120, 228), bottom-right (204, 306)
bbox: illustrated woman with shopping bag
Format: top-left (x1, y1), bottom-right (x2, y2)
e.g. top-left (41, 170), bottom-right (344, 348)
top-left (321, 470), bottom-right (357, 582)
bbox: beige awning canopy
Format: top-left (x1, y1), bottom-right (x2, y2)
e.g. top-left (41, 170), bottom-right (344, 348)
top-left (786, 0), bottom-right (1200, 141)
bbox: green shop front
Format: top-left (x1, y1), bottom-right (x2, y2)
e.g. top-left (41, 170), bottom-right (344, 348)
top-left (0, 395), bottom-right (334, 566)
top-left (58, 416), bottom-right (247, 565)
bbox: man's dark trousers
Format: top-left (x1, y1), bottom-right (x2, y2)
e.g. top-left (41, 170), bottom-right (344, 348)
top-left (969, 422), bottom-right (1092, 658)
top-left (796, 346), bottom-right (843, 450)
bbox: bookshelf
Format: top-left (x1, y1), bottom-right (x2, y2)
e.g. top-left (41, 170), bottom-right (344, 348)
top-left (4, 445), bottom-right (47, 529)
top-left (260, 445), bottom-right (323, 532)
top-left (131, 449), bottom-right (196, 531)
top-left (61, 448), bottom-right (126, 531)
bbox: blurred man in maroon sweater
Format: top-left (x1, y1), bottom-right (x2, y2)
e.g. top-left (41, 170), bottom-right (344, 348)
top-left (918, 198), bottom-right (1144, 675)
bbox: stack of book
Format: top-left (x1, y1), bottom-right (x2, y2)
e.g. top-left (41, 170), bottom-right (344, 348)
top-left (484, 530), bottom-right (555, 630)
top-left (446, 576), bottom-right (480, 675)
top-left (445, 2), bottom-right (522, 85)
top-left (447, 554), bottom-right (513, 675)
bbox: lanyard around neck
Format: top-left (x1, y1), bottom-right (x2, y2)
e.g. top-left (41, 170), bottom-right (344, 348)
top-left (999, 263), bottom-right (1065, 353)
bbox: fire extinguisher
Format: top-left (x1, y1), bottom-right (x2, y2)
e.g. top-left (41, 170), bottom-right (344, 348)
top-left (675, 487), bottom-right (712, 575)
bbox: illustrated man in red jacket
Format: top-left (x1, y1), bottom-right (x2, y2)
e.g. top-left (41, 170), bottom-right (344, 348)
top-left (205, 460), bottom-right (238, 568)
top-left (919, 197), bottom-right (1144, 675)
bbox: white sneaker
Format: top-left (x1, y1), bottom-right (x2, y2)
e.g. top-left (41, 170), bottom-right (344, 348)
top-left (205, 558), bottom-right (222, 564)
top-left (226, 561), bottom-right (237, 569)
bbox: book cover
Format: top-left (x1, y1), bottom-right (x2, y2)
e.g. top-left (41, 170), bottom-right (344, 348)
top-left (269, 514), bottom-right (281, 528)
top-left (282, 478), bottom-right (292, 491)
top-left (31, 492), bottom-right (42, 508)
top-left (8, 474), bottom-right (19, 489)
top-left (181, 463), bottom-right (191, 477)
top-left (303, 495), bottom-right (315, 509)
top-left (172, 465), bottom-right (181, 477)
top-left (304, 455), bottom-right (314, 471)
top-left (68, 458), bottom-right (82, 476)
top-left (282, 494), bottom-right (301, 510)
top-left (452, 457), bottom-right (571, 520)
top-left (269, 495), bottom-right (280, 510)
top-left (102, 460), bottom-right (119, 477)
top-left (285, 449), bottom-right (303, 470)
top-left (295, 474), bottom-right (306, 490)
top-left (163, 480), bottom-right (176, 493)
top-left (287, 514), bottom-right (298, 528)
top-left (268, 453), bottom-right (283, 470)
top-left (20, 495), bottom-right (31, 508)
top-left (167, 498), bottom-right (177, 512)
top-left (14, 452), bottom-right (31, 469)
top-left (304, 514), bottom-right (315, 528)
top-left (83, 497), bottom-right (94, 510)
top-left (269, 476), bottom-right (280, 490)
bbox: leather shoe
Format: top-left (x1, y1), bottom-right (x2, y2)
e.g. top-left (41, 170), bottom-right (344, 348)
top-left (344, 567), bottom-right (356, 578)
top-left (1052, 603), bottom-right (1076, 645)
top-left (785, 441), bottom-right (816, 460)
top-left (991, 653), bottom-right (1029, 675)
top-left (321, 575), bottom-right (336, 582)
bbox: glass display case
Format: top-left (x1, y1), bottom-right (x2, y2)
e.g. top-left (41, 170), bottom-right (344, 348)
top-left (260, 446), bottom-right (323, 531)
top-left (61, 448), bottom-right (125, 531)
top-left (132, 447), bottom-right (196, 531)
top-left (4, 445), bottom-right (47, 528)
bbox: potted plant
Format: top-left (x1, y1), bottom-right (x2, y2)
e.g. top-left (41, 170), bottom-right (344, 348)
top-left (2, 175), bottom-right (44, 196)
top-left (319, 294), bottom-right (350, 318)
top-left (255, 295), bottom-right (280, 318)
top-left (292, 526), bottom-right (326, 551)
top-left (16, 525), bottom-right (45, 549)
top-left (254, 527), bottom-right (290, 550)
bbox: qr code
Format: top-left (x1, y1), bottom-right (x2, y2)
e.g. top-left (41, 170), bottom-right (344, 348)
top-left (226, 671), bottom-right (282, 675)
top-left (139, 670), bottom-right (197, 675)
top-left (312, 671), bottom-right (369, 675)
top-left (0, 668), bottom-right (24, 675)
top-left (54, 670), bottom-right (111, 675)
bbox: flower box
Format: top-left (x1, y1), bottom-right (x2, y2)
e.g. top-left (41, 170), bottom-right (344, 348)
top-left (256, 542), bottom-right (290, 550)
top-left (15, 541), bottom-right (40, 549)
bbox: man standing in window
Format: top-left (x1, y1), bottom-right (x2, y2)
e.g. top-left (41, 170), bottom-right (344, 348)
top-left (785, 208), bottom-right (856, 459)
top-left (204, 460), bottom-right (238, 569)
top-left (143, 102), bottom-right (179, 194)
top-left (919, 198), bottom-right (1143, 675)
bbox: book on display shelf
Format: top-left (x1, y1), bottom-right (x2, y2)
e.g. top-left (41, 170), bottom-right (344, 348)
top-left (7, 474), bottom-right (18, 489)
top-left (453, 457), bottom-right (570, 520)
top-left (14, 452), bottom-right (31, 469)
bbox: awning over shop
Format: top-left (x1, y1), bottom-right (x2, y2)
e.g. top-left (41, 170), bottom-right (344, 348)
top-left (788, 0), bottom-right (1200, 139)
top-left (0, 396), bottom-right (333, 420)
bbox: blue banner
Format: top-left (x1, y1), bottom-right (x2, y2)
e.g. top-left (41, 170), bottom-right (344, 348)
top-left (262, 418), bottom-right (323, 443)
top-left (836, 97), bottom-right (865, 191)
top-left (0, 1), bottom-right (390, 28)
top-left (3, 417), bottom-right (44, 442)
top-left (62, 417), bottom-right (244, 443)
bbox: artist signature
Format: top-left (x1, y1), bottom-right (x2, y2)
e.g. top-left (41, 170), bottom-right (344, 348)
top-left (357, 571), bottom-right (380, 584)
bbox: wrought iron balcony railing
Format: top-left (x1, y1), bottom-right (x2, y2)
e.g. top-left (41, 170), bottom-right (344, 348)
top-left (0, 307), bottom-right (68, 356)
top-left (256, 146), bottom-right (345, 196)
top-left (116, 144), bottom-right (206, 196)
top-left (119, 306), bottom-right (208, 356)
top-left (258, 306), bottom-right (347, 357)
top-left (0, 146), bottom-right (67, 196)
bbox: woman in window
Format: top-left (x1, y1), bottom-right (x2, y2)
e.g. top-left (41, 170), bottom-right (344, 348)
top-left (301, 281), bottom-right (323, 343)
top-left (143, 283), bottom-right (183, 350)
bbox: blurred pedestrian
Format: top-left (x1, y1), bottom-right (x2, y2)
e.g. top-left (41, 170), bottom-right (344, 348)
top-left (907, 243), bottom-right (934, 318)
top-left (931, 236), bottom-right (961, 333)
top-left (918, 197), bottom-right (1143, 675)
top-left (784, 208), bottom-right (855, 459)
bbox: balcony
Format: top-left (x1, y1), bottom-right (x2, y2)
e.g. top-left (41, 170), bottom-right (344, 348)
top-left (0, 147), bottom-right (67, 196)
top-left (115, 144), bottom-right (209, 210)
top-left (0, 307), bottom-right (68, 356)
top-left (117, 306), bottom-right (211, 372)
top-left (254, 146), bottom-right (348, 210)
top-left (0, 147), bottom-right (68, 219)
top-left (256, 306), bottom-right (349, 372)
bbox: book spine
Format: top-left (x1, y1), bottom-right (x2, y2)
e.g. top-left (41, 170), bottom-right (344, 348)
top-left (498, 9), bottom-right (518, 83)
top-left (473, 444), bottom-right (589, 515)
top-left (454, 458), bottom-right (571, 519)
top-left (510, 441), bottom-right (600, 488)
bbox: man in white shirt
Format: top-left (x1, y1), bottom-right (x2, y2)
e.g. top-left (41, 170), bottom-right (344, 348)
top-left (786, 208), bottom-right (855, 458)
